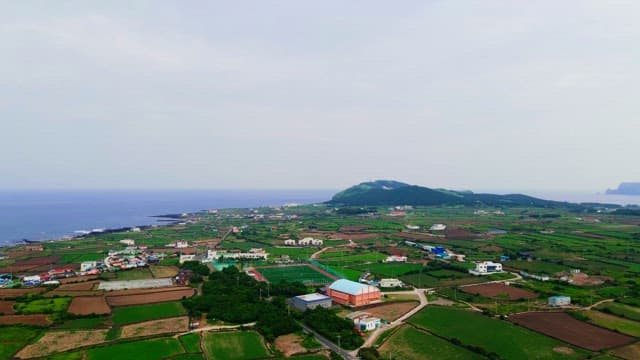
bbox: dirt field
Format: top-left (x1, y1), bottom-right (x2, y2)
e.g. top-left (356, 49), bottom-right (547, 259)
top-left (45, 290), bottom-right (104, 297)
top-left (16, 329), bottom-right (108, 359)
top-left (461, 283), bottom-right (537, 300)
top-left (274, 334), bottom-right (307, 356)
top-left (103, 286), bottom-right (192, 297)
top-left (149, 265), bottom-right (179, 278)
top-left (120, 316), bottom-right (189, 338)
top-left (106, 288), bottom-right (195, 306)
top-left (58, 280), bottom-right (99, 291)
top-left (0, 288), bottom-right (45, 299)
top-left (0, 300), bottom-right (15, 314)
top-left (0, 314), bottom-right (51, 325)
top-left (98, 278), bottom-right (173, 291)
top-left (68, 296), bottom-right (111, 315)
top-left (509, 312), bottom-right (635, 351)
top-left (59, 275), bottom-right (99, 284)
top-left (610, 342), bottom-right (640, 360)
top-left (15, 256), bottom-right (61, 266)
top-left (364, 301), bottom-right (419, 321)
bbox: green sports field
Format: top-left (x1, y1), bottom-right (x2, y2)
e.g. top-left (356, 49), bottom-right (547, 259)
top-left (257, 265), bottom-right (333, 285)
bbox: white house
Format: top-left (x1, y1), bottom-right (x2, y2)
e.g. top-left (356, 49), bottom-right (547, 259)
top-left (354, 316), bottom-right (381, 331)
top-left (179, 254), bottom-right (196, 264)
top-left (120, 239), bottom-right (135, 246)
top-left (384, 255), bottom-right (408, 263)
top-left (469, 261), bottom-right (503, 275)
top-left (176, 241), bottom-right (189, 249)
top-left (284, 239), bottom-right (297, 246)
top-left (430, 224), bottom-right (447, 231)
top-left (548, 296), bottom-right (571, 307)
top-left (405, 225), bottom-right (420, 230)
top-left (311, 238), bottom-right (323, 246)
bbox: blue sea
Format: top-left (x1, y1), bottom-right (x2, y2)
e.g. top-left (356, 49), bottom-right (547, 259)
top-left (0, 189), bottom-right (336, 247)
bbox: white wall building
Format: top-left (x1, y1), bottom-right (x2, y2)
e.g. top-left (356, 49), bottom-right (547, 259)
top-left (179, 254), bottom-right (196, 264)
top-left (379, 278), bottom-right (404, 288)
top-left (354, 317), bottom-right (381, 331)
top-left (284, 239), bottom-right (297, 246)
top-left (430, 224), bottom-right (447, 231)
top-left (383, 255), bottom-right (407, 263)
top-left (120, 239), bottom-right (135, 246)
top-left (469, 261), bottom-right (503, 275)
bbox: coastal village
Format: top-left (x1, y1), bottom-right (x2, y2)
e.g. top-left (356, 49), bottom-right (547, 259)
top-left (1, 202), bottom-right (639, 360)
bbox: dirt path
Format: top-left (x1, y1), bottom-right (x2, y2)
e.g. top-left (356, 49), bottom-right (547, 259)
top-left (583, 298), bottom-right (614, 310)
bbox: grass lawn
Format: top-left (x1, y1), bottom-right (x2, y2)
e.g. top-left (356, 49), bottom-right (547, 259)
top-left (179, 333), bottom-right (202, 353)
top-left (115, 268), bottom-right (154, 280)
top-left (258, 265), bottom-right (332, 285)
top-left (171, 354), bottom-right (205, 360)
top-left (203, 331), bottom-right (270, 360)
top-left (379, 325), bottom-right (483, 360)
top-left (584, 310), bottom-right (640, 337)
top-left (349, 262), bottom-right (423, 277)
top-left (409, 306), bottom-right (588, 359)
top-left (0, 326), bottom-right (40, 360)
top-left (48, 352), bottom-right (86, 360)
top-left (112, 301), bottom-right (186, 325)
top-left (14, 296), bottom-right (71, 315)
top-left (86, 337), bottom-right (183, 360)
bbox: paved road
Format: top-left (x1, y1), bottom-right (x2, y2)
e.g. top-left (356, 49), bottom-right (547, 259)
top-left (354, 287), bottom-right (430, 352)
top-left (300, 323), bottom-right (357, 360)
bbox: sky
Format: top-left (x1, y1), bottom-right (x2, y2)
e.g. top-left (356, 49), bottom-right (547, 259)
top-left (1, 1), bottom-right (639, 192)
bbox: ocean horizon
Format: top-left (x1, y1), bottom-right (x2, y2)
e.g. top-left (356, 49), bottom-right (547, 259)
top-left (1, 188), bottom-right (638, 247)
top-left (0, 189), bottom-right (337, 246)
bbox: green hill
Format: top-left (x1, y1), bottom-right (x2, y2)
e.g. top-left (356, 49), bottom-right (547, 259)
top-left (328, 180), bottom-right (570, 208)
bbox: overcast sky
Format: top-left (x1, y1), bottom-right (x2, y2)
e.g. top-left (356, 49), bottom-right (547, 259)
top-left (1, 1), bottom-right (639, 192)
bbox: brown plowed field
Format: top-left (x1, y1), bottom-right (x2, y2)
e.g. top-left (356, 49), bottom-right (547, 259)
top-left (120, 316), bottom-right (188, 338)
top-left (59, 275), bottom-right (99, 284)
top-left (0, 314), bottom-right (51, 325)
top-left (364, 301), bottom-right (419, 321)
top-left (0, 288), bottom-right (45, 299)
top-left (104, 286), bottom-right (191, 297)
top-left (45, 290), bottom-right (104, 297)
top-left (15, 256), bottom-right (60, 266)
top-left (106, 288), bottom-right (195, 306)
top-left (461, 283), bottom-right (537, 300)
top-left (58, 281), bottom-right (99, 291)
top-left (0, 300), bottom-right (15, 314)
top-left (509, 312), bottom-right (636, 351)
top-left (0, 264), bottom-right (40, 273)
top-left (68, 296), bottom-right (111, 315)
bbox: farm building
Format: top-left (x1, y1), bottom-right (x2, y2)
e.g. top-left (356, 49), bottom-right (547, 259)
top-left (354, 316), bottom-right (381, 331)
top-left (430, 224), bottom-right (447, 231)
top-left (292, 293), bottom-right (332, 311)
top-left (25, 244), bottom-right (44, 252)
top-left (548, 296), bottom-right (571, 307)
top-left (469, 261), bottom-right (503, 276)
top-left (384, 255), bottom-right (407, 263)
top-left (326, 279), bottom-right (381, 307)
top-left (379, 278), bottom-right (404, 288)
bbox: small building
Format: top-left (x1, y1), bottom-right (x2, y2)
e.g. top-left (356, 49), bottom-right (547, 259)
top-left (379, 278), bottom-right (404, 288)
top-left (176, 241), bottom-right (189, 249)
top-left (326, 279), bottom-right (381, 307)
top-left (548, 296), bottom-right (571, 307)
top-left (284, 239), bottom-right (297, 246)
top-left (120, 239), bottom-right (135, 246)
top-left (22, 275), bottom-right (41, 286)
top-left (179, 254), bottom-right (197, 264)
top-left (292, 293), bottom-right (333, 311)
top-left (80, 261), bottom-right (98, 272)
top-left (469, 261), bottom-right (503, 276)
top-left (430, 224), bottom-right (447, 231)
top-left (405, 225), bottom-right (420, 230)
top-left (354, 316), bottom-right (381, 332)
top-left (384, 255), bottom-right (408, 263)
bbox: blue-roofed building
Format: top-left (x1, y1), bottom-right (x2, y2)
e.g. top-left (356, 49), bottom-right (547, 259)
top-left (548, 296), bottom-right (571, 307)
top-left (292, 293), bottom-right (332, 311)
top-left (327, 279), bottom-right (381, 307)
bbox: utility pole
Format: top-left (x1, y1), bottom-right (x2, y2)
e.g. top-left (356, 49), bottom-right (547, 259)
top-left (337, 335), bottom-right (341, 349)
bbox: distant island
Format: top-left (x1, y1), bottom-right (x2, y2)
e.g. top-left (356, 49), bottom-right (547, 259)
top-left (327, 180), bottom-right (575, 208)
top-left (606, 182), bottom-right (640, 196)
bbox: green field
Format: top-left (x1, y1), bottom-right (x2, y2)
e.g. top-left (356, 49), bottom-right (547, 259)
top-left (14, 296), bottom-right (71, 315)
top-left (0, 326), bottom-right (40, 360)
top-left (179, 333), bottom-right (202, 353)
top-left (349, 262), bottom-right (423, 277)
top-left (86, 338), bottom-right (184, 360)
top-left (112, 302), bottom-right (186, 325)
top-left (171, 354), bottom-right (205, 360)
top-left (257, 265), bottom-right (333, 285)
top-left (379, 325), bottom-right (483, 360)
top-left (203, 331), bottom-right (270, 360)
top-left (584, 310), bottom-right (640, 337)
top-left (115, 268), bottom-right (154, 280)
top-left (597, 302), bottom-right (640, 321)
top-left (409, 307), bottom-right (587, 359)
